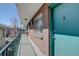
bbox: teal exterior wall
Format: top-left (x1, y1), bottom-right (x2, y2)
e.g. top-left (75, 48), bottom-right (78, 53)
top-left (55, 34), bottom-right (79, 56)
top-left (50, 3), bottom-right (79, 56)
top-left (54, 4), bottom-right (79, 36)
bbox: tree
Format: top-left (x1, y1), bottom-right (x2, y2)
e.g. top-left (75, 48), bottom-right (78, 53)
top-left (10, 18), bottom-right (19, 28)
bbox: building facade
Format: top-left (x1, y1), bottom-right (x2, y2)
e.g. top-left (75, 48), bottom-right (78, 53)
top-left (27, 4), bottom-right (49, 55)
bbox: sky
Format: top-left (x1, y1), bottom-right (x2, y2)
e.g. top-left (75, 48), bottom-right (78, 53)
top-left (0, 3), bottom-right (20, 27)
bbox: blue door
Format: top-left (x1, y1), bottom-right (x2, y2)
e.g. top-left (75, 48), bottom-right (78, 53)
top-left (52, 4), bottom-right (79, 56)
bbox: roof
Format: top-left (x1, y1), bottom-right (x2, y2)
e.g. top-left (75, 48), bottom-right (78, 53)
top-left (0, 23), bottom-right (8, 28)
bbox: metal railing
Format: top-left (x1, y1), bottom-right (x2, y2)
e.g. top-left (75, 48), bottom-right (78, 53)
top-left (0, 32), bottom-right (21, 56)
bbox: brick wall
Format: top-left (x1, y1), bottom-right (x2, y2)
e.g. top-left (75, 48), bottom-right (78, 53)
top-left (28, 3), bottom-right (49, 55)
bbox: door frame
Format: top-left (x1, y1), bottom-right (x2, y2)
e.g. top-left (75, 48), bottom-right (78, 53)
top-left (48, 3), bottom-right (61, 56)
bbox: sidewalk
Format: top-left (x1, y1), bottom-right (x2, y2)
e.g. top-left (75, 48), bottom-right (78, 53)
top-left (17, 34), bottom-right (36, 56)
top-left (17, 34), bottom-right (44, 56)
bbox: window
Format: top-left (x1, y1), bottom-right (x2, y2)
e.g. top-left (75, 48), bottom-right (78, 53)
top-left (34, 13), bottom-right (43, 33)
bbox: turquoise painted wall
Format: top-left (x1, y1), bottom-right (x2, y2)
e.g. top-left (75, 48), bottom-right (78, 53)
top-left (55, 34), bottom-right (79, 56)
top-left (54, 4), bottom-right (79, 36)
top-left (52, 4), bottom-right (79, 56)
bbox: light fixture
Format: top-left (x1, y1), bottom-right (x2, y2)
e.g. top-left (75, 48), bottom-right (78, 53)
top-left (25, 18), bottom-right (27, 21)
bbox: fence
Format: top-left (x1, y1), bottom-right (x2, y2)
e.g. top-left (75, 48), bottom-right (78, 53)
top-left (0, 32), bottom-right (21, 56)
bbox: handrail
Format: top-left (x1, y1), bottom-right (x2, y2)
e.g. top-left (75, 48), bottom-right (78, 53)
top-left (0, 32), bottom-right (21, 55)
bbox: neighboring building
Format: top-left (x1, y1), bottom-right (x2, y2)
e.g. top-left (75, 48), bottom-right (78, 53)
top-left (6, 27), bottom-right (19, 38)
top-left (0, 24), bottom-right (7, 49)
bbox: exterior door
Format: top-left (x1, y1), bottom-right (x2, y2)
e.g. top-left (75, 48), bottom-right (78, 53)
top-left (50, 3), bottom-right (79, 56)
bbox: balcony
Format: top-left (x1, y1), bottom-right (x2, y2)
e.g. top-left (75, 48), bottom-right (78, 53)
top-left (0, 31), bottom-right (44, 56)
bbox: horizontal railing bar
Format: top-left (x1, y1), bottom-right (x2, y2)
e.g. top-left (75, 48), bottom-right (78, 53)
top-left (0, 33), bottom-right (21, 54)
top-left (0, 40), bottom-right (13, 54)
